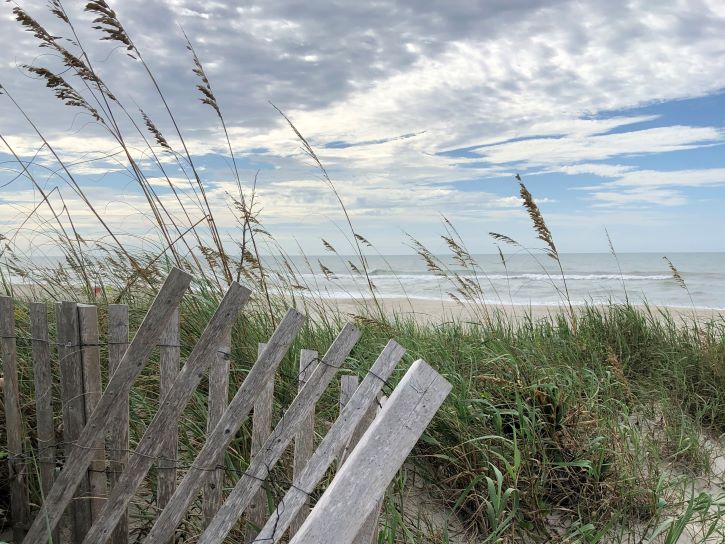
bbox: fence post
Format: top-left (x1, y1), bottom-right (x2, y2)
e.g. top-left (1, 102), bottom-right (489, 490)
top-left (289, 349), bottom-right (318, 537)
top-left (107, 303), bottom-right (129, 544)
top-left (203, 329), bottom-right (231, 526)
top-left (289, 360), bottom-right (451, 544)
top-left (78, 304), bottom-right (108, 521)
top-left (22, 267), bottom-right (192, 544)
top-left (245, 342), bottom-right (274, 541)
top-left (158, 307), bottom-right (180, 529)
top-left (0, 296), bottom-right (29, 541)
top-left (56, 300), bottom-right (94, 541)
top-left (29, 302), bottom-right (59, 544)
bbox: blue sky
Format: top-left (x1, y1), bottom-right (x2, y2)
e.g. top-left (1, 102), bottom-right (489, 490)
top-left (1, 0), bottom-right (724, 256)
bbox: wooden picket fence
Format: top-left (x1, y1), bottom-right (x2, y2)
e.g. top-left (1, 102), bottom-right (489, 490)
top-left (1, 268), bottom-right (451, 544)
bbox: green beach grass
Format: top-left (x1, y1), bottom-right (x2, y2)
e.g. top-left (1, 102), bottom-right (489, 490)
top-left (1, 291), bottom-right (724, 542)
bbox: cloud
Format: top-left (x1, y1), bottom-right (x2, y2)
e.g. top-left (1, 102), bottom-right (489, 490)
top-left (1, 0), bottom-right (724, 252)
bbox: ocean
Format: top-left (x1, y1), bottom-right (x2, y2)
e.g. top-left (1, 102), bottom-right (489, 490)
top-left (282, 252), bottom-right (725, 310)
top-left (7, 252), bottom-right (725, 309)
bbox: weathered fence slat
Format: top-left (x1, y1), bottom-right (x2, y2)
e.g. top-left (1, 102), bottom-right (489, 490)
top-left (198, 333), bottom-right (400, 544)
top-left (140, 308), bottom-right (306, 543)
top-left (289, 348), bottom-right (319, 537)
top-left (80, 281), bottom-right (250, 544)
top-left (254, 340), bottom-right (405, 544)
top-left (353, 395), bottom-right (387, 544)
top-left (245, 342), bottom-right (275, 541)
top-left (107, 303), bottom-right (130, 544)
top-left (157, 307), bottom-right (180, 521)
top-left (289, 359), bottom-right (451, 544)
top-left (23, 267), bottom-right (192, 544)
top-left (29, 302), bottom-right (59, 544)
top-left (203, 329), bottom-right (232, 526)
top-left (57, 300), bottom-right (94, 541)
top-left (0, 296), bottom-right (30, 541)
top-left (78, 304), bottom-right (109, 520)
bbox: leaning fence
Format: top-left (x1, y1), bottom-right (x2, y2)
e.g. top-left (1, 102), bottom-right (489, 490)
top-left (1, 267), bottom-right (451, 544)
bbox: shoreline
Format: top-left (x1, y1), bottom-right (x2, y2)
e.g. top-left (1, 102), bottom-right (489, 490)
top-left (316, 296), bottom-right (724, 324)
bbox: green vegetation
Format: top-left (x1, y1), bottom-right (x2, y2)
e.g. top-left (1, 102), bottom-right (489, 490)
top-left (2, 293), bottom-right (724, 542)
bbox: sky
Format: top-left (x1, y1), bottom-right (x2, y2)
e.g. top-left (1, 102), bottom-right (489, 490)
top-left (1, 0), bottom-right (725, 257)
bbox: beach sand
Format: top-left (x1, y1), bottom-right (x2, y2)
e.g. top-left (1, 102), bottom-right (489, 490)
top-left (323, 296), bottom-right (723, 325)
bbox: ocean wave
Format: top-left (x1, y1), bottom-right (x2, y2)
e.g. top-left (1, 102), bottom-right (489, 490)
top-left (304, 271), bottom-right (672, 281)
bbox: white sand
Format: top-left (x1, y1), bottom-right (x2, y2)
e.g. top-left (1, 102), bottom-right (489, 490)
top-left (320, 296), bottom-right (723, 325)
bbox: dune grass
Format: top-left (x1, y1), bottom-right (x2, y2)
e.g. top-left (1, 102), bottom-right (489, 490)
top-left (1, 290), bottom-right (723, 542)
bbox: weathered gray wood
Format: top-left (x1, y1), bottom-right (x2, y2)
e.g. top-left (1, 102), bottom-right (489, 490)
top-left (353, 395), bottom-right (387, 544)
top-left (80, 282), bottom-right (252, 544)
top-left (289, 359), bottom-right (451, 544)
top-left (56, 300), bottom-right (94, 542)
top-left (339, 375), bottom-right (357, 410)
top-left (245, 342), bottom-right (274, 541)
top-left (23, 267), bottom-right (192, 544)
top-left (289, 348), bottom-right (318, 538)
top-left (1, 296), bottom-right (29, 541)
top-left (157, 307), bottom-right (179, 523)
top-left (107, 303), bottom-right (129, 544)
top-left (198, 334), bottom-right (401, 544)
top-left (142, 310), bottom-right (310, 543)
top-left (202, 329), bottom-right (232, 526)
top-left (338, 374), bottom-right (359, 464)
top-left (254, 340), bottom-right (404, 544)
top-left (29, 302), bottom-right (60, 544)
top-left (78, 304), bottom-right (108, 521)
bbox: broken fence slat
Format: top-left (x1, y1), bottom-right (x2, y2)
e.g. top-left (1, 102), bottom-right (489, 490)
top-left (289, 359), bottom-right (451, 544)
top-left (254, 340), bottom-right (404, 544)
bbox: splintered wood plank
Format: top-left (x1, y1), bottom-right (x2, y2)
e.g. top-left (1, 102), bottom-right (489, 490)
top-left (288, 349), bottom-right (318, 537)
top-left (140, 309), bottom-right (308, 544)
top-left (1, 296), bottom-right (29, 541)
top-left (254, 340), bottom-right (405, 544)
top-left (245, 342), bottom-right (274, 541)
top-left (79, 282), bottom-right (251, 544)
top-left (203, 329), bottom-right (232, 526)
top-left (289, 359), bottom-right (451, 544)
top-left (78, 304), bottom-right (108, 521)
top-left (22, 267), bottom-right (192, 544)
top-left (107, 303), bottom-right (129, 544)
top-left (29, 302), bottom-right (59, 544)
